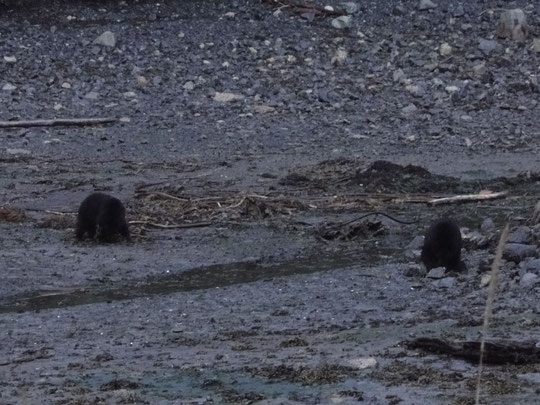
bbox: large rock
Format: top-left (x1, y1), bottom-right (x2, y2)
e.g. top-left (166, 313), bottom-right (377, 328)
top-left (504, 243), bottom-right (537, 263)
top-left (496, 9), bottom-right (528, 42)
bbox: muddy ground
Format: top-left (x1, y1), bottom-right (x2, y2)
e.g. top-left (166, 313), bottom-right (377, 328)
top-left (1, 0), bottom-right (540, 404)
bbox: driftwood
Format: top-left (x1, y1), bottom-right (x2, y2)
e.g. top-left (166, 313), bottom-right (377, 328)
top-left (406, 337), bottom-right (540, 365)
top-left (428, 191), bottom-right (507, 206)
top-left (128, 220), bottom-right (212, 229)
top-left (0, 117), bottom-right (116, 128)
top-left (262, 0), bottom-right (347, 17)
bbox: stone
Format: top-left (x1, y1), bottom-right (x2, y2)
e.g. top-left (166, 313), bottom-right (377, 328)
top-left (340, 2), bottom-right (359, 14)
top-left (533, 39), bottom-right (540, 53)
top-left (478, 39), bottom-right (498, 55)
top-left (2, 83), bottom-right (16, 91)
top-left (214, 92), bottom-right (244, 102)
top-left (393, 68), bottom-right (405, 83)
top-left (520, 272), bottom-right (539, 287)
top-left (524, 258), bottom-right (540, 273)
top-left (331, 47), bottom-right (348, 65)
top-left (504, 243), bottom-right (537, 263)
top-left (496, 9), bottom-right (528, 42)
top-left (84, 91), bottom-right (99, 100)
top-left (418, 0), bottom-right (436, 11)
top-left (348, 357), bottom-right (377, 369)
top-left (472, 63), bottom-right (486, 78)
top-left (401, 103), bottom-right (418, 114)
top-left (183, 81), bottom-right (195, 91)
top-left (93, 31), bottom-right (116, 47)
top-left (3, 56), bottom-right (16, 63)
top-left (480, 218), bottom-right (496, 233)
top-left (331, 16), bottom-right (352, 29)
top-left (433, 277), bottom-right (456, 289)
top-left (407, 235), bottom-right (425, 250)
top-left (508, 226), bottom-right (533, 244)
top-left (439, 43), bottom-right (452, 56)
top-left (404, 264), bottom-right (426, 277)
top-left (6, 148), bottom-right (30, 155)
top-left (530, 201), bottom-right (540, 225)
top-left (427, 267), bottom-right (445, 279)
top-left (254, 105), bottom-right (276, 114)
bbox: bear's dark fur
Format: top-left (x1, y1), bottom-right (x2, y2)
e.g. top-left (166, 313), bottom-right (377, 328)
top-left (76, 192), bottom-right (130, 243)
top-left (421, 219), bottom-right (464, 271)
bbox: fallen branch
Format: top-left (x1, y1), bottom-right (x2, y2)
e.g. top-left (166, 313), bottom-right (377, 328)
top-left (262, 0), bottom-right (347, 17)
top-left (128, 220), bottom-right (212, 229)
top-left (405, 335), bottom-right (540, 365)
top-left (0, 117), bottom-right (116, 128)
top-left (428, 191), bottom-right (507, 206)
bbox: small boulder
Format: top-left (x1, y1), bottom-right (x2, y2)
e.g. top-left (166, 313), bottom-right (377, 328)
top-left (504, 243), bottom-right (537, 263)
top-left (496, 9), bottom-right (528, 42)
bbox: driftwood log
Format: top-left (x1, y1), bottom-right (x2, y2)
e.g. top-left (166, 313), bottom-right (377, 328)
top-left (405, 337), bottom-right (540, 365)
top-left (0, 117), bottom-right (116, 128)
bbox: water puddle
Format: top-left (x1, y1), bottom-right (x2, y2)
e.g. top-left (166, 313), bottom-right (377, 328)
top-left (0, 247), bottom-right (386, 314)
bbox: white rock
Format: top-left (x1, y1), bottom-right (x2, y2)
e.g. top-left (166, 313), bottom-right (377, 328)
top-left (331, 16), bottom-right (352, 29)
top-left (439, 43), bottom-right (452, 56)
top-left (445, 85), bottom-right (459, 93)
top-left (3, 56), bottom-right (16, 63)
top-left (120, 117), bottom-right (131, 123)
top-left (123, 91), bottom-right (137, 98)
top-left (418, 0), bottom-right (436, 10)
top-left (401, 104), bottom-right (418, 114)
top-left (53, 103), bottom-right (62, 111)
top-left (324, 5), bottom-right (334, 11)
top-left (84, 91), bottom-right (99, 100)
top-left (61, 82), bottom-right (71, 89)
top-left (183, 81), bottom-right (195, 91)
top-left (93, 31), bottom-right (116, 47)
top-left (331, 47), bottom-right (348, 65)
top-left (532, 38), bottom-right (540, 53)
top-left (6, 148), bottom-right (30, 155)
top-left (2, 83), bottom-right (16, 91)
top-left (348, 357), bottom-right (377, 369)
top-left (254, 105), bottom-right (276, 114)
top-left (427, 267), bottom-right (445, 279)
top-left (340, 2), bottom-right (359, 13)
top-left (214, 92), bottom-right (244, 102)
top-left (223, 11), bottom-right (235, 18)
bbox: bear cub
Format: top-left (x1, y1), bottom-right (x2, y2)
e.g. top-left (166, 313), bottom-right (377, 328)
top-left (76, 192), bottom-right (130, 243)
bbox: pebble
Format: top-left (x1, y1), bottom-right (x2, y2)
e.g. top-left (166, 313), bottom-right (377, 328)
top-left (439, 43), bottom-right (452, 56)
top-left (433, 277), bottom-right (456, 289)
top-left (401, 104), bottom-right (418, 114)
top-left (6, 148), bottom-right (31, 155)
top-left (4, 56), bottom-right (16, 63)
top-left (480, 218), bottom-right (496, 233)
top-left (93, 31), bottom-right (116, 47)
top-left (404, 264), bottom-right (426, 277)
top-left (2, 83), bottom-right (16, 91)
top-left (418, 0), bottom-right (436, 11)
top-left (478, 39), bottom-right (498, 55)
top-left (214, 92), bottom-right (245, 102)
top-left (331, 16), bottom-right (352, 29)
top-left (84, 91), bottom-right (99, 100)
top-left (427, 267), bottom-right (445, 279)
top-left (183, 81), bottom-right (195, 91)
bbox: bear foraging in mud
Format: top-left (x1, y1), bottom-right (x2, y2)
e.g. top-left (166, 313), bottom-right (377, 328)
top-left (76, 192), bottom-right (130, 243)
top-left (421, 219), bottom-right (464, 271)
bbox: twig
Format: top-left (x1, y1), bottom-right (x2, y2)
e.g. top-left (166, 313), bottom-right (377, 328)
top-left (128, 220), bottom-right (212, 229)
top-left (0, 117), bottom-right (117, 128)
top-left (475, 223), bottom-right (509, 405)
top-left (428, 191), bottom-right (507, 206)
top-left (141, 192), bottom-right (190, 202)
